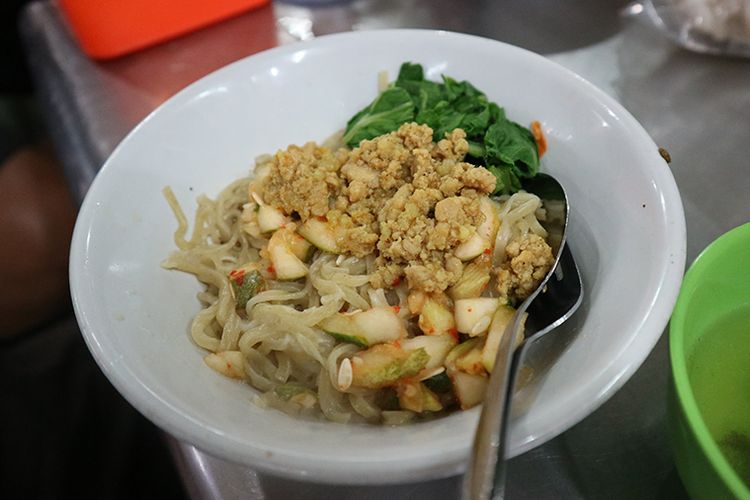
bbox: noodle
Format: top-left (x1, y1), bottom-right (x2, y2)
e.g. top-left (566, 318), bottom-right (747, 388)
top-left (162, 130), bottom-right (554, 424)
top-left (493, 191), bottom-right (548, 263)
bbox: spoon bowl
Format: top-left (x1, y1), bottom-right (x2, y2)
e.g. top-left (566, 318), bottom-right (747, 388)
top-left (462, 173), bottom-right (583, 500)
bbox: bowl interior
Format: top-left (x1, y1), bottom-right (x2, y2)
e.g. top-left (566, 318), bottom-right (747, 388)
top-left (70, 30), bottom-right (686, 483)
top-left (670, 222), bottom-right (750, 498)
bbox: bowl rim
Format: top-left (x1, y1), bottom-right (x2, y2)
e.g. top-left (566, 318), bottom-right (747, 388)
top-left (670, 222), bottom-right (750, 499)
top-left (70, 28), bottom-right (688, 483)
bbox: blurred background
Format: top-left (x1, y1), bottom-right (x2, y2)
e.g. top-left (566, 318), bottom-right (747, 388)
top-left (2, 1), bottom-right (748, 499)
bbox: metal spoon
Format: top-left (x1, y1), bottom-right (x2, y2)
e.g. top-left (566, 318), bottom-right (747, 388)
top-left (462, 173), bottom-right (583, 500)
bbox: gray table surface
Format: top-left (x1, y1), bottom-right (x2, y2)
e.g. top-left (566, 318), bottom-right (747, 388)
top-left (21, 0), bottom-right (750, 498)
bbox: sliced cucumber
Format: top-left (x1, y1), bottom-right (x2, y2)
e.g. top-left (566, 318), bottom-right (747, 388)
top-left (268, 228), bottom-right (308, 280)
top-left (418, 297), bottom-right (456, 336)
top-left (319, 306), bottom-right (405, 347)
top-left (350, 344), bottom-right (429, 389)
top-left (454, 233), bottom-right (489, 261)
top-left (445, 337), bottom-right (486, 376)
top-left (273, 382), bottom-right (314, 402)
top-left (482, 305), bottom-right (525, 372)
top-left (228, 267), bottom-right (266, 308)
top-left (396, 380), bottom-right (443, 413)
top-left (453, 342), bottom-right (485, 375)
top-left (454, 298), bottom-right (500, 336)
top-left (326, 331), bottom-right (368, 348)
top-left (445, 330), bottom-right (491, 408)
top-left (298, 217), bottom-right (340, 253)
top-left (288, 232), bottom-right (313, 261)
top-left (352, 307), bottom-right (406, 342)
top-left (454, 197), bottom-right (499, 261)
top-left (257, 204), bottom-right (287, 233)
top-left (445, 337), bottom-right (484, 369)
top-left (421, 385), bottom-right (443, 412)
top-left (396, 380), bottom-right (423, 412)
top-left (450, 371), bottom-right (488, 410)
top-left (402, 334), bottom-right (456, 371)
top-left (448, 253), bottom-right (492, 300)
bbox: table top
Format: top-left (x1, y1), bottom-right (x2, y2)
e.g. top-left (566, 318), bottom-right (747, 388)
top-left (21, 1), bottom-right (750, 498)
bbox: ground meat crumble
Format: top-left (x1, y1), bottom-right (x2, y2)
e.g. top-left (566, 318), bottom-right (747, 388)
top-left (494, 233), bottom-right (555, 303)
top-left (259, 123), bottom-right (497, 292)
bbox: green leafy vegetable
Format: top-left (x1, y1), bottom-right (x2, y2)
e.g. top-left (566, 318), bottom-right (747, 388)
top-left (396, 62), bottom-right (424, 82)
top-left (396, 63), bottom-right (444, 112)
top-left (441, 75), bottom-right (484, 101)
top-left (487, 165), bottom-right (522, 194)
top-left (484, 121), bottom-right (539, 178)
top-left (467, 140), bottom-right (485, 159)
top-left (342, 62), bottom-right (542, 194)
top-left (342, 87), bottom-right (415, 147)
top-left (416, 101), bottom-right (464, 140)
top-left (457, 102), bottom-right (491, 137)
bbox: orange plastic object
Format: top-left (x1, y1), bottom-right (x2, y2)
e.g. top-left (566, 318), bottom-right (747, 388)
top-left (58, 0), bottom-right (271, 60)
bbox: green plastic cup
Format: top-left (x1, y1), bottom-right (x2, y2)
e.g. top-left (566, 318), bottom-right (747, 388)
top-left (670, 222), bottom-right (750, 499)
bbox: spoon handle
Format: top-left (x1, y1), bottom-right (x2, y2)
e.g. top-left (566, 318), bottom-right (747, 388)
top-left (461, 310), bottom-right (526, 500)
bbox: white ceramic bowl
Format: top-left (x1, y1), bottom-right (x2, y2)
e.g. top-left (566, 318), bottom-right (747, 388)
top-left (70, 30), bottom-right (686, 484)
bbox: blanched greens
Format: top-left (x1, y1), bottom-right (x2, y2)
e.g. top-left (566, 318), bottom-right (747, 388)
top-left (343, 87), bottom-right (415, 148)
top-left (342, 63), bottom-right (541, 194)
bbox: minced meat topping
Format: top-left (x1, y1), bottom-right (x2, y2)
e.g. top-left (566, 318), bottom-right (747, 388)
top-left (259, 123), bottom-right (497, 292)
top-left (494, 233), bottom-right (555, 303)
